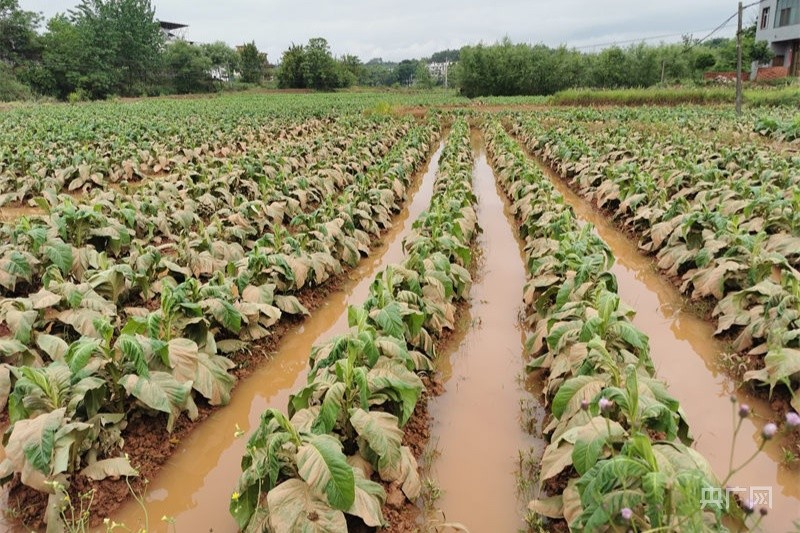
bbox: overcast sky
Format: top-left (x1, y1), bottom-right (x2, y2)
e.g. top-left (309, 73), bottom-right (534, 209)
top-left (21, 1), bottom-right (753, 62)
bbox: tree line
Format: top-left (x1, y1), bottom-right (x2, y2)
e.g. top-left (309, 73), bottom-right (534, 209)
top-left (0, 0), bottom-right (777, 101)
top-left (455, 28), bottom-right (773, 97)
top-left (0, 0), bottom-right (270, 100)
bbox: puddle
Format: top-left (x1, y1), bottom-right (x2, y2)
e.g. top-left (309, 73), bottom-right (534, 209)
top-left (534, 157), bottom-right (800, 531)
top-left (96, 141), bottom-right (446, 532)
top-left (427, 132), bottom-right (542, 532)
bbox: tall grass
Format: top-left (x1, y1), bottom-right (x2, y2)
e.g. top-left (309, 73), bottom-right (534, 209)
top-left (550, 86), bottom-right (800, 107)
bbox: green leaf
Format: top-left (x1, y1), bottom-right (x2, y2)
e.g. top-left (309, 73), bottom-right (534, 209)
top-left (115, 335), bottom-right (149, 378)
top-left (203, 298), bottom-right (242, 333)
top-left (312, 382), bottom-right (345, 435)
top-left (65, 338), bottom-right (101, 374)
top-left (296, 434), bottom-right (355, 511)
top-left (44, 241), bottom-right (74, 275)
top-left (2, 409), bottom-right (66, 492)
top-left (373, 302), bottom-right (405, 339)
top-left (572, 433), bottom-right (608, 475)
top-left (366, 359), bottom-right (422, 426)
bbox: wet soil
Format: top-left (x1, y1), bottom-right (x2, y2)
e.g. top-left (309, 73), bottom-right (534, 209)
top-left (0, 205), bottom-right (44, 221)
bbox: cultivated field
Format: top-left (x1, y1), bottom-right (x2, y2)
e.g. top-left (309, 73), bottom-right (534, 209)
top-left (0, 94), bottom-right (798, 532)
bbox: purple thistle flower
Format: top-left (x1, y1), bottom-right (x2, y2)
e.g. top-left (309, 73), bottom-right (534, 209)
top-left (620, 508), bottom-right (633, 522)
top-left (580, 399), bottom-right (590, 411)
top-left (786, 411), bottom-right (800, 429)
top-left (599, 398), bottom-right (614, 413)
top-left (738, 404), bottom-right (750, 418)
top-left (762, 422), bottom-right (778, 440)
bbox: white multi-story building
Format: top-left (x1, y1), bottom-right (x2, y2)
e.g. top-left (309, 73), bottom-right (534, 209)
top-left (756, 0), bottom-right (800, 75)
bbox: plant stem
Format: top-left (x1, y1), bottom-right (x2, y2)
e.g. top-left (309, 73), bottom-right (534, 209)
top-left (721, 439), bottom-right (767, 487)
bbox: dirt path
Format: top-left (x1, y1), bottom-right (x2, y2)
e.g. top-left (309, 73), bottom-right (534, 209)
top-left (427, 132), bottom-right (542, 531)
top-left (95, 141), bottom-right (446, 533)
top-left (531, 155), bottom-right (800, 532)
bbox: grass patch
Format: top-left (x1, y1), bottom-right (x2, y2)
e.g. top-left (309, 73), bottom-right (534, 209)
top-left (551, 86), bottom-right (800, 107)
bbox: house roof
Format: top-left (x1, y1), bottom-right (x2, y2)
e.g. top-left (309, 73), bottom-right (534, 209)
top-left (159, 21), bottom-right (188, 30)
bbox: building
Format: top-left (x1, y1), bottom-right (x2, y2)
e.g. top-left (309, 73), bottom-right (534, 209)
top-left (159, 21), bottom-right (188, 43)
top-left (756, 0), bottom-right (800, 75)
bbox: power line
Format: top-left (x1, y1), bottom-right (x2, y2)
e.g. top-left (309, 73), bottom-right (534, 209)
top-left (685, 1), bottom-right (759, 52)
top-left (572, 2), bottom-right (761, 52)
top-left (573, 25), bottom-right (737, 50)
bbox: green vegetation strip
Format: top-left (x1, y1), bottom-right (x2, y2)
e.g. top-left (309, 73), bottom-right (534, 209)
top-left (512, 109), bottom-right (800, 414)
top-left (484, 120), bottom-right (732, 531)
top-left (230, 118), bottom-right (478, 531)
top-left (550, 87), bottom-right (800, 107)
top-left (0, 116), bottom-right (439, 527)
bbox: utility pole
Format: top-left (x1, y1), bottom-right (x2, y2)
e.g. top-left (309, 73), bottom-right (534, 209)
top-left (444, 61), bottom-right (449, 90)
top-left (736, 1), bottom-right (744, 116)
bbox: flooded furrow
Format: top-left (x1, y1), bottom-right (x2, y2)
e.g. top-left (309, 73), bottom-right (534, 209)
top-left (533, 157), bottom-right (800, 531)
top-left (428, 132), bottom-right (542, 532)
top-left (94, 141), bottom-right (447, 532)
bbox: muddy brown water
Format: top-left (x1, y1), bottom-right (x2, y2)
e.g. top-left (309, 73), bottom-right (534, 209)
top-left (427, 133), bottom-right (543, 532)
top-left (536, 159), bottom-right (800, 531)
top-left (0, 142), bottom-right (444, 533)
top-left (99, 141), bottom-right (445, 532)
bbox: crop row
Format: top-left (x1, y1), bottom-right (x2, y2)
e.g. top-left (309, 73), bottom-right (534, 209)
top-left (0, 93), bottom-right (403, 202)
top-left (0, 118), bottom-right (440, 528)
top-left (0, 115), bottom-right (409, 310)
top-left (510, 112), bottom-right (800, 414)
top-left (484, 121), bottom-right (730, 531)
top-left (0, 112), bottom-right (333, 203)
top-left (230, 118), bottom-right (478, 532)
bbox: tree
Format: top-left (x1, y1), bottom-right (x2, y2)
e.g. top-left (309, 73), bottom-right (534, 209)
top-left (277, 43), bottom-right (305, 88)
top-left (302, 37), bottom-right (340, 90)
top-left (35, 14), bottom-right (82, 98)
top-left (414, 61), bottom-right (434, 89)
top-left (69, 0), bottom-right (163, 97)
top-left (338, 54), bottom-right (361, 86)
top-left (395, 60), bottom-right (418, 86)
top-left (430, 49), bottom-right (460, 63)
top-left (164, 40), bottom-right (212, 93)
top-left (359, 60), bottom-right (395, 86)
top-left (0, 0), bottom-right (42, 65)
top-left (238, 41), bottom-right (264, 84)
top-left (694, 51), bottom-right (717, 72)
top-left (202, 41), bottom-right (238, 83)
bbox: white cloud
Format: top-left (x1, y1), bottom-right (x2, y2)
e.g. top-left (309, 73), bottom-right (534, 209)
top-left (20, 0), bottom-right (745, 62)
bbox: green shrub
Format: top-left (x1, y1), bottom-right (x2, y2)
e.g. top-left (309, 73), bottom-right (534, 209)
top-left (0, 64), bottom-right (33, 102)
